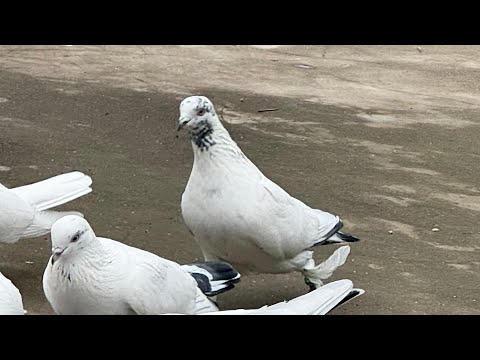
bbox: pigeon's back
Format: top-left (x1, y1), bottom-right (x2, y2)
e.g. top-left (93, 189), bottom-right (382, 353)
top-left (100, 238), bottom-right (199, 315)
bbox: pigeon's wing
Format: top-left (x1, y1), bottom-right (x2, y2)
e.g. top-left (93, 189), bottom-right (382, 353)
top-left (201, 279), bottom-right (363, 315)
top-left (11, 171), bottom-right (92, 211)
top-left (0, 272), bottom-right (24, 315)
top-left (254, 175), bottom-right (341, 251)
top-left (0, 189), bottom-right (38, 243)
top-left (102, 240), bottom-right (199, 315)
top-left (164, 280), bottom-right (364, 315)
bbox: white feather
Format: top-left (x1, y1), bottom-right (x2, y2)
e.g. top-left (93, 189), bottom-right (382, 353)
top-left (0, 272), bottom-right (24, 315)
top-left (0, 171), bottom-right (92, 243)
top-left (179, 96), bottom-right (357, 287)
top-left (11, 171), bottom-right (92, 211)
top-left (166, 279), bottom-right (364, 315)
top-left (42, 215), bottom-right (218, 315)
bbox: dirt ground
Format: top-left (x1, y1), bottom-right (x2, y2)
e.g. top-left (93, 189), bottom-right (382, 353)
top-left (0, 45), bottom-right (479, 315)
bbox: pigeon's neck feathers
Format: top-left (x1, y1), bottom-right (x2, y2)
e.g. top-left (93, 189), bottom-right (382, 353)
top-left (190, 115), bottom-right (237, 151)
top-left (190, 115), bottom-right (256, 170)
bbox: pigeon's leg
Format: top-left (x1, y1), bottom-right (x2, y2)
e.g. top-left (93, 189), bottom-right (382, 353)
top-left (199, 247), bottom-right (221, 303)
top-left (304, 277), bottom-right (318, 292)
top-left (199, 247), bottom-right (220, 262)
top-left (301, 245), bottom-right (351, 290)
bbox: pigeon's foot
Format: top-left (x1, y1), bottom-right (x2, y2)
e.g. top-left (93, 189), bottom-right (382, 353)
top-left (301, 245), bottom-right (351, 291)
top-left (304, 277), bottom-right (322, 292)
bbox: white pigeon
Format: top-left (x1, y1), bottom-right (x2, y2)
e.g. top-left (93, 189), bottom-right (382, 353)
top-left (42, 215), bottom-right (240, 315)
top-left (178, 96), bottom-right (361, 290)
top-left (169, 279), bottom-right (364, 315)
top-left (0, 171), bottom-right (93, 244)
top-left (0, 271), bottom-right (25, 315)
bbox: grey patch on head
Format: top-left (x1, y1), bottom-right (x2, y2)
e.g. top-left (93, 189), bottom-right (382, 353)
top-left (195, 98), bottom-right (216, 117)
top-left (205, 103), bottom-right (215, 116)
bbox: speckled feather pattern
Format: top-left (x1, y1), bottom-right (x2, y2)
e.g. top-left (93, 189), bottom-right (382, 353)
top-left (180, 96), bottom-right (346, 278)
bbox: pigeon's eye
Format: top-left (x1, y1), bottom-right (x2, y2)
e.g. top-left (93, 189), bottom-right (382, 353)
top-left (197, 109), bottom-right (206, 116)
top-left (71, 234), bottom-right (80, 243)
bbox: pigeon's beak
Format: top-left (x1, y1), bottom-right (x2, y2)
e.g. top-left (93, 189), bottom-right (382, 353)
top-left (51, 247), bottom-right (65, 265)
top-left (177, 117), bottom-right (190, 131)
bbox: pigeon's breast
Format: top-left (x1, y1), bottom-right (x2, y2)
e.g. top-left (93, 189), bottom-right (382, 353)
top-left (181, 184), bottom-right (293, 272)
top-left (52, 290), bottom-right (132, 315)
top-left (45, 264), bottom-right (131, 315)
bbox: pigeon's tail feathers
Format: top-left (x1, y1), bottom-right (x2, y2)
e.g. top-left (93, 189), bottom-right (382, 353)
top-left (181, 261), bottom-right (241, 296)
top-left (314, 219), bottom-right (360, 246)
top-left (20, 210), bottom-right (84, 239)
top-left (325, 230), bottom-right (361, 244)
top-left (11, 171), bottom-right (93, 211)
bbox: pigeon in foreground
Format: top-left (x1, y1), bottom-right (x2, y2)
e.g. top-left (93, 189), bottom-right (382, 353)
top-left (168, 279), bottom-right (364, 315)
top-left (178, 96), bottom-right (360, 290)
top-left (42, 215), bottom-right (240, 315)
top-left (0, 171), bottom-right (92, 244)
top-left (0, 271), bottom-right (24, 315)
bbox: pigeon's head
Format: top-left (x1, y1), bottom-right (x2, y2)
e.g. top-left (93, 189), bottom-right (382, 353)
top-left (50, 215), bottom-right (95, 265)
top-left (177, 96), bottom-right (217, 131)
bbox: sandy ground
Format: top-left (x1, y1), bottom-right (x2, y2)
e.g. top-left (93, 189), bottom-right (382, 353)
top-left (0, 45), bottom-right (479, 315)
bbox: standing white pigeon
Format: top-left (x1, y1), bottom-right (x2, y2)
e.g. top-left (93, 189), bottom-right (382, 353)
top-left (169, 279), bottom-right (364, 315)
top-left (0, 171), bottom-right (93, 244)
top-left (178, 96), bottom-right (361, 290)
top-left (42, 215), bottom-right (240, 315)
top-left (0, 271), bottom-right (24, 315)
